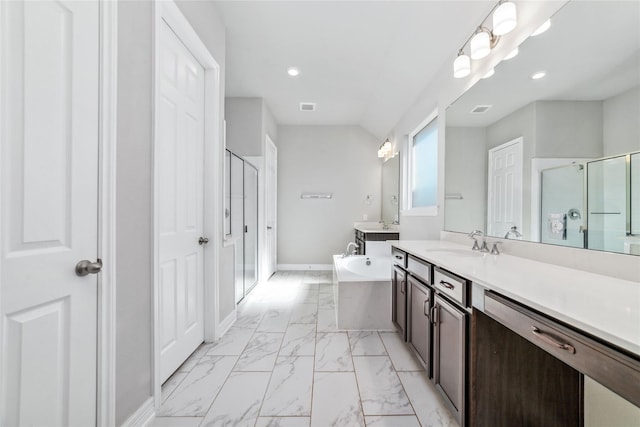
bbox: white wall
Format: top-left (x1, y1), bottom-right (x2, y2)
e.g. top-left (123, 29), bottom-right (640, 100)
top-left (115, 1), bottom-right (226, 424)
top-left (278, 126), bottom-right (381, 265)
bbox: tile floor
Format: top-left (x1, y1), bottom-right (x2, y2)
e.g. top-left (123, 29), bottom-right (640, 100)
top-left (151, 271), bottom-right (458, 427)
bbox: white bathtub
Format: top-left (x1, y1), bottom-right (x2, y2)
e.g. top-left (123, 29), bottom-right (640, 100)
top-left (332, 255), bottom-right (394, 330)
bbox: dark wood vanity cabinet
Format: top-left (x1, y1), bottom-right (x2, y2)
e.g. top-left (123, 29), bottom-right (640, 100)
top-left (471, 309), bottom-right (582, 427)
top-left (392, 265), bottom-right (408, 341)
top-left (433, 294), bottom-right (467, 425)
top-left (408, 275), bottom-right (432, 370)
top-left (354, 229), bottom-right (399, 255)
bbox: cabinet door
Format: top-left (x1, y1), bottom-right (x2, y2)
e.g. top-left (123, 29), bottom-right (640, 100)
top-left (433, 295), bottom-right (466, 424)
top-left (409, 276), bottom-right (432, 371)
top-left (392, 266), bottom-right (407, 341)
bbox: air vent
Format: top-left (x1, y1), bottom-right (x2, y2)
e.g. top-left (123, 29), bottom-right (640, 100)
top-left (299, 102), bottom-right (316, 112)
top-left (470, 105), bottom-right (492, 114)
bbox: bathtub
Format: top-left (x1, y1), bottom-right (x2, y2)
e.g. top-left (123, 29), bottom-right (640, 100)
top-left (332, 255), bottom-right (394, 330)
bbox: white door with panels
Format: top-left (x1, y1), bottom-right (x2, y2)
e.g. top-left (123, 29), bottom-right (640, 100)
top-left (1, 1), bottom-right (100, 425)
top-left (487, 138), bottom-right (523, 238)
top-left (265, 137), bottom-right (278, 279)
top-left (158, 18), bottom-right (206, 383)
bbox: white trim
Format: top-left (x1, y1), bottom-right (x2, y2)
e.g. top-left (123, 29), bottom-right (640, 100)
top-left (487, 137), bottom-right (523, 237)
top-left (216, 310), bottom-right (237, 338)
top-left (404, 109), bottom-right (439, 216)
top-left (277, 264), bottom-right (333, 271)
top-left (97, 1), bottom-right (118, 425)
top-left (265, 135), bottom-right (278, 280)
top-left (152, 0), bottom-right (222, 409)
top-left (120, 397), bottom-right (155, 427)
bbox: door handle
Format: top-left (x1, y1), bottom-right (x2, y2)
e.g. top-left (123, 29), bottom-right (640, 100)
top-left (76, 259), bottom-right (103, 277)
top-left (198, 237), bottom-right (209, 245)
top-left (267, 226), bottom-right (273, 230)
top-left (423, 299), bottom-right (429, 318)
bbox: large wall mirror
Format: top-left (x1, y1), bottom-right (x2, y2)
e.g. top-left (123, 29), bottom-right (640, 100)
top-left (445, 0), bottom-right (640, 256)
top-left (381, 153), bottom-right (400, 225)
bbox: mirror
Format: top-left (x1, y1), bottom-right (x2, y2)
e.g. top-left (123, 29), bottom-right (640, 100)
top-left (445, 0), bottom-right (640, 255)
top-left (381, 153), bottom-right (400, 224)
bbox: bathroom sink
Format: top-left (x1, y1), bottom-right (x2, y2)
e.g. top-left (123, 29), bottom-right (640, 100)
top-left (425, 249), bottom-right (484, 258)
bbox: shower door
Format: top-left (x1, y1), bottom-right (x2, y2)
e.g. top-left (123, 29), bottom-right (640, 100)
top-left (244, 163), bottom-right (259, 295)
top-left (540, 164), bottom-right (585, 248)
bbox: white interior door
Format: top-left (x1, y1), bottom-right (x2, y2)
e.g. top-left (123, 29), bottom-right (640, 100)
top-left (158, 19), bottom-right (206, 383)
top-left (0, 1), bottom-right (99, 425)
top-left (487, 138), bottom-right (523, 238)
top-left (265, 137), bottom-right (278, 278)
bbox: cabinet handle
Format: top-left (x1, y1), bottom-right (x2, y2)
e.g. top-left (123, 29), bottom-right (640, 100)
top-left (423, 300), bottom-right (429, 318)
top-left (401, 280), bottom-right (406, 294)
top-left (430, 306), bottom-right (438, 325)
top-left (439, 280), bottom-right (455, 290)
top-left (531, 326), bottom-right (576, 354)
top-left (395, 255), bottom-right (403, 260)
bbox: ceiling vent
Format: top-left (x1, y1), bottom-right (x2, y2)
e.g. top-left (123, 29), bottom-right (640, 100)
top-left (299, 102), bottom-right (316, 112)
top-left (470, 105), bottom-right (492, 114)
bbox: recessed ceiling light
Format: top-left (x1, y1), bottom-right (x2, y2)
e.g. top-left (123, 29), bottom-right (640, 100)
top-left (531, 71), bottom-right (546, 80)
top-left (503, 47), bottom-right (519, 60)
top-left (482, 68), bottom-right (495, 79)
top-left (531, 19), bottom-right (551, 36)
top-left (287, 67), bottom-right (300, 77)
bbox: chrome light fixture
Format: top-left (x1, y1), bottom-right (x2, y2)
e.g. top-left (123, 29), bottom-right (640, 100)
top-left (452, 0), bottom-right (520, 78)
top-left (453, 50), bottom-right (471, 78)
top-left (493, 1), bottom-right (517, 36)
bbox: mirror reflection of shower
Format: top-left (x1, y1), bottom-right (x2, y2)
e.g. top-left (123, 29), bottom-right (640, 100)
top-left (540, 162), bottom-right (586, 249)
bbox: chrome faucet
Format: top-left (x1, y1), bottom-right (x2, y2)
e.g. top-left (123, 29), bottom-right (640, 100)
top-left (343, 242), bottom-right (359, 257)
top-left (504, 226), bottom-right (523, 239)
top-left (378, 220), bottom-right (390, 230)
top-left (468, 230), bottom-right (489, 252)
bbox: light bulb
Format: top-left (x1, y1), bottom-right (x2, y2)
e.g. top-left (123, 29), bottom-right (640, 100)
top-left (453, 53), bottom-right (471, 78)
top-left (470, 31), bottom-right (491, 60)
top-left (504, 47), bottom-right (519, 60)
top-left (482, 68), bottom-right (495, 79)
top-left (493, 1), bottom-right (517, 36)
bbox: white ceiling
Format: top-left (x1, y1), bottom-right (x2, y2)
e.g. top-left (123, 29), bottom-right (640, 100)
top-left (446, 0), bottom-right (640, 127)
top-left (214, 1), bottom-right (494, 139)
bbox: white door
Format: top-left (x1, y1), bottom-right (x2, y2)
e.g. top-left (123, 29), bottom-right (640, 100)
top-left (158, 19), bottom-right (206, 383)
top-left (487, 138), bottom-right (523, 238)
top-left (0, 1), bottom-right (99, 425)
top-left (265, 137), bottom-right (278, 278)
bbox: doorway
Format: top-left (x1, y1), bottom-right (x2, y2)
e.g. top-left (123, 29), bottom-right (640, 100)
top-left (487, 137), bottom-right (523, 238)
top-left (153, 0), bottom-right (222, 401)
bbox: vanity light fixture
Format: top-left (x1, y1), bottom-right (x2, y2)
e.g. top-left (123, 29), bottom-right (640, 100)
top-left (493, 1), bottom-right (517, 36)
top-left (531, 19), bottom-right (551, 36)
top-left (454, 50), bottom-right (471, 78)
top-left (378, 139), bottom-right (392, 158)
top-left (504, 47), bottom-right (519, 60)
top-left (453, 0), bottom-right (517, 78)
top-left (531, 71), bottom-right (546, 80)
top-left (482, 68), bottom-right (495, 79)
top-left (287, 67), bottom-right (300, 77)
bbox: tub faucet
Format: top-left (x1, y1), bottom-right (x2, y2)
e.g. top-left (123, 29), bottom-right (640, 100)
top-left (343, 242), bottom-right (359, 257)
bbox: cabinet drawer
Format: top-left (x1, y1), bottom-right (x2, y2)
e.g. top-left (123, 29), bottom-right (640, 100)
top-left (408, 255), bottom-right (431, 284)
top-left (391, 247), bottom-right (407, 268)
top-left (433, 267), bottom-right (468, 307)
top-left (484, 291), bottom-right (640, 407)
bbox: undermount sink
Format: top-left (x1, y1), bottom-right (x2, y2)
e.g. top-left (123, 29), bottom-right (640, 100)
top-left (426, 249), bottom-right (485, 258)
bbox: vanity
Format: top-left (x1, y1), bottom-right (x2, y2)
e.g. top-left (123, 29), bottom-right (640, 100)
top-left (390, 240), bottom-right (640, 427)
top-left (354, 227), bottom-right (399, 256)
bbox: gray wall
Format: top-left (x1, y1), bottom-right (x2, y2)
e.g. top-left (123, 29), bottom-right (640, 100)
top-left (115, 1), bottom-right (226, 424)
top-left (277, 126), bottom-right (381, 265)
top-left (226, 97), bottom-right (278, 156)
top-left (444, 127), bottom-right (487, 233)
top-left (603, 86), bottom-right (640, 156)
top-left (116, 2), bottom-right (153, 423)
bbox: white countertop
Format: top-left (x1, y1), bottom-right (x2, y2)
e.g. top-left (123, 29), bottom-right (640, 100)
top-left (356, 228), bottom-right (400, 234)
top-left (390, 240), bottom-right (640, 356)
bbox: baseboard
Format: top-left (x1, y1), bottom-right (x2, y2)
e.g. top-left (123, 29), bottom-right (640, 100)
top-left (121, 397), bottom-right (154, 427)
top-left (277, 264), bottom-right (333, 271)
top-left (216, 309), bottom-right (237, 339)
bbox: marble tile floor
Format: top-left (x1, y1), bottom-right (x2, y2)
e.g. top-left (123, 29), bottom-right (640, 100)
top-left (151, 271), bottom-right (458, 427)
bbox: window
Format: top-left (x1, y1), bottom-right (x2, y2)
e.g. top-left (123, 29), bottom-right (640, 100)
top-left (406, 112), bottom-right (438, 215)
